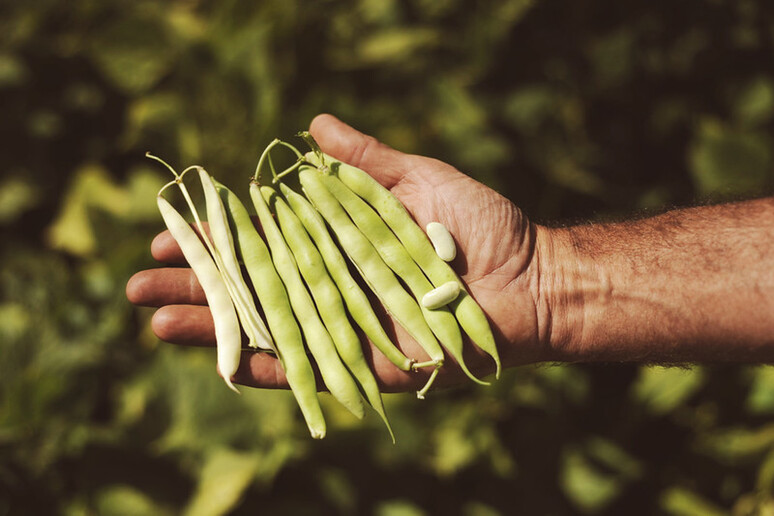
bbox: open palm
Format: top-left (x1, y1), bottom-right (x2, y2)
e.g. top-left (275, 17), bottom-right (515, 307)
top-left (126, 115), bottom-right (544, 392)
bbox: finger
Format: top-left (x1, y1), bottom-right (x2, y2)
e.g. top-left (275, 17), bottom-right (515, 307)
top-left (308, 114), bottom-right (415, 189)
top-left (126, 268), bottom-right (206, 307)
top-left (151, 220), bottom-right (219, 264)
top-left (152, 304), bottom-right (216, 346)
top-left (151, 229), bottom-right (187, 264)
top-left (232, 351), bottom-right (290, 390)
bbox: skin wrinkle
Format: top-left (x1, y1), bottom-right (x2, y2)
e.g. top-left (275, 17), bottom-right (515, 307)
top-left (555, 197), bottom-right (774, 364)
top-left (530, 225), bottom-right (554, 358)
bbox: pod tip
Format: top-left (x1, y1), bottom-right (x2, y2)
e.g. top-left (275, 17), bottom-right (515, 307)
top-left (223, 377), bottom-right (241, 394)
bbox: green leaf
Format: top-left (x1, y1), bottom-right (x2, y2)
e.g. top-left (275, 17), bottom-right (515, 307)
top-left (95, 485), bottom-right (172, 516)
top-left (46, 178), bottom-right (96, 256)
top-left (123, 93), bottom-right (184, 147)
top-left (696, 424), bottom-right (774, 465)
top-left (689, 119), bottom-right (772, 199)
top-left (746, 366), bottom-right (774, 414)
top-left (89, 15), bottom-right (176, 95)
top-left (357, 28), bottom-right (439, 66)
top-left (585, 437), bottom-right (643, 480)
top-left (462, 501), bottom-right (502, 516)
top-left (0, 53), bottom-right (28, 88)
top-left (560, 447), bottom-right (621, 513)
top-left (184, 448), bottom-right (259, 516)
top-left (46, 164), bottom-right (164, 255)
top-left (660, 487), bottom-right (726, 516)
top-left (375, 499), bottom-right (428, 516)
top-left (757, 449), bottom-right (774, 492)
top-left (317, 468), bottom-right (356, 514)
top-left (503, 86), bottom-right (557, 133)
top-left (0, 176), bottom-right (39, 224)
top-left (631, 366), bottom-right (705, 415)
top-left (734, 77), bottom-right (774, 126)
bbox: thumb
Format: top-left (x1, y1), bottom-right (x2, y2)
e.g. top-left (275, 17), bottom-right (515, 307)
top-left (308, 114), bottom-right (413, 189)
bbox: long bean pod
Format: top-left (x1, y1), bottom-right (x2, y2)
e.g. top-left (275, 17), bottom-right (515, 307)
top-left (298, 166), bottom-right (444, 395)
top-left (268, 186), bottom-right (395, 441)
top-left (250, 182), bottom-right (365, 419)
top-left (216, 182), bottom-right (326, 438)
top-left (320, 173), bottom-right (487, 386)
top-left (198, 168), bottom-right (273, 351)
top-left (156, 195), bottom-right (241, 393)
top-left (279, 182), bottom-right (413, 372)
top-left (306, 151), bottom-right (501, 378)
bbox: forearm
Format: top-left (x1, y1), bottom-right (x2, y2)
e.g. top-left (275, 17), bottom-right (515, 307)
top-left (539, 197), bottom-right (774, 363)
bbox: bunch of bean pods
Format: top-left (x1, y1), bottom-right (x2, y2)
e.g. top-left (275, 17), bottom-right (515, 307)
top-left (149, 133), bottom-right (500, 441)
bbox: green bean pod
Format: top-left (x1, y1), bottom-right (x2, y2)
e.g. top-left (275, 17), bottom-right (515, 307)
top-left (279, 182), bottom-right (413, 372)
top-left (216, 182), bottom-right (326, 439)
top-left (268, 186), bottom-right (395, 441)
top-left (298, 167), bottom-right (445, 369)
top-left (198, 168), bottom-right (273, 351)
top-left (307, 153), bottom-right (501, 379)
top-left (250, 182), bottom-right (365, 420)
top-left (157, 195), bottom-right (241, 394)
top-left (320, 173), bottom-right (487, 386)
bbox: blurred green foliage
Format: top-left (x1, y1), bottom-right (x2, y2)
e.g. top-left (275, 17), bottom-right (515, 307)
top-left (2, 0), bottom-right (774, 514)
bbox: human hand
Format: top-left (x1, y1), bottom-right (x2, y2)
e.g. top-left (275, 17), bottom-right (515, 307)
top-left (126, 114), bottom-right (550, 392)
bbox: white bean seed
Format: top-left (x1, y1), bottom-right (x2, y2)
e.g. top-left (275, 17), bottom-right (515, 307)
top-left (426, 222), bottom-right (456, 262)
top-left (421, 281), bottom-right (461, 310)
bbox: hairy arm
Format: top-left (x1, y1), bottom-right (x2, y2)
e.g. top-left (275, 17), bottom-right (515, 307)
top-left (536, 197), bottom-right (774, 364)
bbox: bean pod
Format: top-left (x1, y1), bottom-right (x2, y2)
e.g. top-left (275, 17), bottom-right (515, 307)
top-left (156, 195), bottom-right (241, 393)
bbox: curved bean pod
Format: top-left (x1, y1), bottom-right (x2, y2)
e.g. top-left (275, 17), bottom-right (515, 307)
top-left (279, 183), bottom-right (413, 372)
top-left (198, 168), bottom-right (273, 351)
top-left (298, 167), bottom-right (445, 393)
top-left (216, 182), bottom-right (326, 439)
top-left (320, 173), bottom-right (487, 386)
top-left (250, 182), bottom-right (365, 420)
top-left (269, 186), bottom-right (394, 441)
top-left (156, 195), bottom-right (241, 393)
top-left (308, 153), bottom-right (502, 379)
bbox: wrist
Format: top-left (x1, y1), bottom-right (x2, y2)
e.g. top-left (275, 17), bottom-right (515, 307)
top-left (532, 225), bottom-right (598, 362)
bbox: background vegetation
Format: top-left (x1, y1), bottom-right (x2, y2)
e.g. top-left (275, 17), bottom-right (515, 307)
top-left (2, 0), bottom-right (774, 514)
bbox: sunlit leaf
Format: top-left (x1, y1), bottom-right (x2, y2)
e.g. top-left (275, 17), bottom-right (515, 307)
top-left (95, 485), bottom-right (172, 516)
top-left (659, 487), bottom-right (726, 516)
top-left (585, 437), bottom-right (643, 480)
top-left (588, 29), bottom-right (634, 90)
top-left (696, 424), bottom-right (774, 465)
top-left (734, 77), bottom-right (774, 126)
top-left (184, 448), bottom-right (259, 516)
top-left (357, 28), bottom-right (439, 66)
top-left (46, 164), bottom-right (163, 255)
top-left (89, 15), bottom-right (176, 95)
top-left (46, 181), bottom-right (96, 256)
top-left (504, 86), bottom-right (557, 133)
top-left (0, 176), bottom-right (38, 224)
top-left (560, 447), bottom-right (620, 513)
top-left (689, 119), bottom-right (772, 199)
top-left (747, 366), bottom-right (774, 414)
top-left (375, 499), bottom-right (427, 516)
top-left (123, 93), bottom-right (184, 147)
top-left (462, 501), bottom-right (502, 516)
top-left (0, 53), bottom-right (27, 87)
top-left (631, 366), bottom-right (705, 415)
top-left (757, 449), bottom-right (774, 493)
top-left (317, 468), bottom-right (356, 513)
